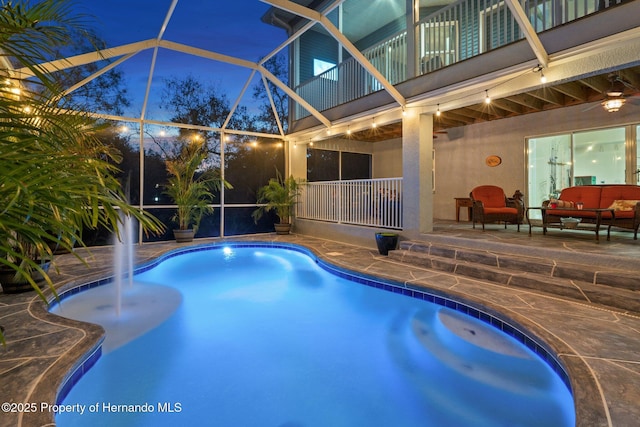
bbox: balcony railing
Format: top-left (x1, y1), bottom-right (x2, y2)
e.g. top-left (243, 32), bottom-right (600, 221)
top-left (297, 178), bottom-right (403, 229)
top-left (293, 0), bottom-right (625, 120)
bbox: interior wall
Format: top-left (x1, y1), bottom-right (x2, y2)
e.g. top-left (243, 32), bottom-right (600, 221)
top-left (433, 102), bottom-right (640, 220)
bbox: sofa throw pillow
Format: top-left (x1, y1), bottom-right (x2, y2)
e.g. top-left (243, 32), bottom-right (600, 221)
top-left (556, 199), bottom-right (575, 208)
top-left (607, 199), bottom-right (640, 211)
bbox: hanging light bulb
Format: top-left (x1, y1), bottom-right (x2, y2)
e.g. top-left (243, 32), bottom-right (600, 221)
top-left (436, 104), bottom-right (441, 117)
top-left (540, 70), bottom-right (547, 83)
top-left (484, 90), bottom-right (491, 104)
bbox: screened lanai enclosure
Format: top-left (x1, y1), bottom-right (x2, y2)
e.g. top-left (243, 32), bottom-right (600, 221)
top-left (3, 0), bottom-right (638, 248)
top-left (2, 0), bottom-right (409, 245)
top-left (2, 0), bottom-right (297, 244)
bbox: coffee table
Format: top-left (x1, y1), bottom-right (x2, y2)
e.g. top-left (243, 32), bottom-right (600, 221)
top-left (526, 206), bottom-right (615, 242)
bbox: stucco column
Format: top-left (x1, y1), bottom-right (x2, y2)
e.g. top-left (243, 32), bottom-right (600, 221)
top-left (402, 111), bottom-right (434, 238)
top-left (288, 141), bottom-right (307, 180)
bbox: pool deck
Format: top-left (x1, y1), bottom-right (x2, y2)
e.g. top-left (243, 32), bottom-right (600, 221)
top-left (1, 223), bottom-right (639, 427)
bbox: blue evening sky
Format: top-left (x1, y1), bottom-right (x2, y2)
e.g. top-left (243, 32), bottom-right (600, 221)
top-left (72, 0), bottom-right (288, 120)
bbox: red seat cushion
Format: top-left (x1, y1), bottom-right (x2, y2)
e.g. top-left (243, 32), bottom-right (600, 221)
top-left (557, 186), bottom-right (601, 209)
top-left (600, 186), bottom-right (640, 209)
top-left (471, 185), bottom-right (506, 208)
top-left (484, 207), bottom-right (518, 214)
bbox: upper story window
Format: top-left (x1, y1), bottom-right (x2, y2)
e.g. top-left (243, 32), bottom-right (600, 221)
top-left (313, 59), bottom-right (336, 77)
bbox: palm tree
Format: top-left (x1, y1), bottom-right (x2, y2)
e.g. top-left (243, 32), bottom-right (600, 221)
top-left (252, 173), bottom-right (301, 234)
top-left (164, 139), bottom-right (230, 241)
top-left (0, 0), bottom-right (164, 344)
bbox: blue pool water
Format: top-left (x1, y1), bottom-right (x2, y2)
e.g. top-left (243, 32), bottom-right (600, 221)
top-left (53, 245), bottom-right (575, 427)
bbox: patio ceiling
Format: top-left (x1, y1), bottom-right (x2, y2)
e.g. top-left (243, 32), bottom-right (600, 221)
top-left (345, 64), bottom-right (640, 142)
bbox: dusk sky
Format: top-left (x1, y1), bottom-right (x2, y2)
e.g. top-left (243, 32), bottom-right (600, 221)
top-left (72, 0), bottom-right (289, 120)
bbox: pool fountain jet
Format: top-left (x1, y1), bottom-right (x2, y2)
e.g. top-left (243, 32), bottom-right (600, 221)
top-left (113, 213), bottom-right (135, 317)
top-left (51, 212), bottom-right (182, 353)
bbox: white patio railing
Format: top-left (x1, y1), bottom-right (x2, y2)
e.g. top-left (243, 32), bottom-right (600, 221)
top-left (297, 178), bottom-right (403, 229)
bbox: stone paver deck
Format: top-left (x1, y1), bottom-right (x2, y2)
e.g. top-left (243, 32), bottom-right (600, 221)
top-left (1, 226), bottom-right (639, 427)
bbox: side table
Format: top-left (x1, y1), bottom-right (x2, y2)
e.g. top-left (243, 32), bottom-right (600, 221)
top-left (455, 197), bottom-right (473, 222)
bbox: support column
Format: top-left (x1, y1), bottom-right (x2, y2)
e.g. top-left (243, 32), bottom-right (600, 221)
top-left (402, 111), bottom-right (434, 238)
top-left (289, 141), bottom-right (307, 180)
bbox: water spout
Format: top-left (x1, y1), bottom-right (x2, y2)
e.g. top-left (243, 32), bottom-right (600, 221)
top-left (113, 213), bottom-right (135, 317)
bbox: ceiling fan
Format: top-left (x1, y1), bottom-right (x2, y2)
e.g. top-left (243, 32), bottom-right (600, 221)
top-left (592, 73), bottom-right (640, 113)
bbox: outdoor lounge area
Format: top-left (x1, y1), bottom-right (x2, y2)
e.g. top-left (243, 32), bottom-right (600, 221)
top-left (2, 0), bottom-right (640, 426)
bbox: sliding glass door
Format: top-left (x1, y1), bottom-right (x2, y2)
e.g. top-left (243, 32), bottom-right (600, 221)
top-left (527, 126), bottom-right (634, 216)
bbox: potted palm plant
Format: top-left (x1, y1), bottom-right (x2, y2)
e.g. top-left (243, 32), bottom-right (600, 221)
top-left (252, 173), bottom-right (302, 235)
top-left (164, 139), bottom-right (229, 242)
top-left (0, 0), bottom-right (164, 344)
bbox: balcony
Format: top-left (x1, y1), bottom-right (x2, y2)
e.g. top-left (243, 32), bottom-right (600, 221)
top-left (293, 0), bottom-right (629, 121)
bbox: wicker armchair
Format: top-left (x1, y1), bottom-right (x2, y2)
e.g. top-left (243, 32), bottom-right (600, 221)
top-left (470, 185), bottom-right (523, 231)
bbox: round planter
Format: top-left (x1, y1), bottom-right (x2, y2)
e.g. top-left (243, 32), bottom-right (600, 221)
top-left (173, 229), bottom-right (195, 243)
top-left (375, 232), bottom-right (398, 256)
top-left (274, 223), bottom-right (292, 235)
top-left (0, 262), bottom-right (50, 294)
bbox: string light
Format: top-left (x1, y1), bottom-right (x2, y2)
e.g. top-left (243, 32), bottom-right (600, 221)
top-left (534, 64), bottom-right (546, 83)
top-left (425, 66), bottom-right (538, 115)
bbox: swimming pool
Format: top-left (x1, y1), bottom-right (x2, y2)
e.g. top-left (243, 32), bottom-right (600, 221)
top-left (52, 243), bottom-right (575, 426)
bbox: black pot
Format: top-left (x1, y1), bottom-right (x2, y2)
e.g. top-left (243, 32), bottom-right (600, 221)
top-left (375, 232), bottom-right (398, 256)
top-left (173, 229), bottom-right (195, 243)
top-left (0, 262), bottom-right (50, 294)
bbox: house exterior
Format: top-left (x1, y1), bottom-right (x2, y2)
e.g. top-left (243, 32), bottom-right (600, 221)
top-left (262, 0), bottom-right (640, 247)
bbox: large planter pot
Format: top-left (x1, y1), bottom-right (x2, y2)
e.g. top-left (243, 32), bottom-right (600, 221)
top-left (0, 262), bottom-right (51, 294)
top-left (375, 232), bottom-right (398, 256)
top-left (173, 229), bottom-right (195, 243)
top-left (274, 223), bottom-right (292, 235)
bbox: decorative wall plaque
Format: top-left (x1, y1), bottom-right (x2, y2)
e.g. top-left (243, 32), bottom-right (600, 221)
top-left (485, 155), bottom-right (502, 167)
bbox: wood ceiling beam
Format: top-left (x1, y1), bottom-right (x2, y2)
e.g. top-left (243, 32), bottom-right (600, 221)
top-left (506, 93), bottom-right (545, 110)
top-left (618, 69), bottom-right (640, 92)
top-left (491, 98), bottom-right (525, 114)
top-left (434, 113), bottom-right (469, 128)
top-left (551, 81), bottom-right (589, 102)
top-left (465, 103), bottom-right (511, 119)
top-left (528, 87), bottom-right (566, 106)
top-left (446, 107), bottom-right (485, 120)
top-left (578, 75), bottom-right (610, 94)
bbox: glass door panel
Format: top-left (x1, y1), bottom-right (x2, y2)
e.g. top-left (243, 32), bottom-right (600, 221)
top-left (573, 127), bottom-right (625, 185)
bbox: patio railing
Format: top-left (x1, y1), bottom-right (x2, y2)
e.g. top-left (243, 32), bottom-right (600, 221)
top-left (297, 178), bottom-right (403, 229)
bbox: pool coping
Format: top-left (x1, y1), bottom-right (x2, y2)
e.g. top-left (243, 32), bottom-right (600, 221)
top-left (18, 237), bottom-right (608, 426)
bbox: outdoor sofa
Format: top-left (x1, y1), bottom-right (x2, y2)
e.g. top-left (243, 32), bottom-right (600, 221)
top-left (543, 185), bottom-right (640, 239)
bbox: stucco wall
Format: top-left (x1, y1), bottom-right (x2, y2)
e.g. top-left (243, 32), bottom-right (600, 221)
top-left (433, 102), bottom-right (640, 220)
top-left (373, 138), bottom-right (402, 178)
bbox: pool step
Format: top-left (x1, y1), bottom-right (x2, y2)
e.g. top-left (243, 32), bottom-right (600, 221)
top-left (388, 240), bottom-right (640, 313)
